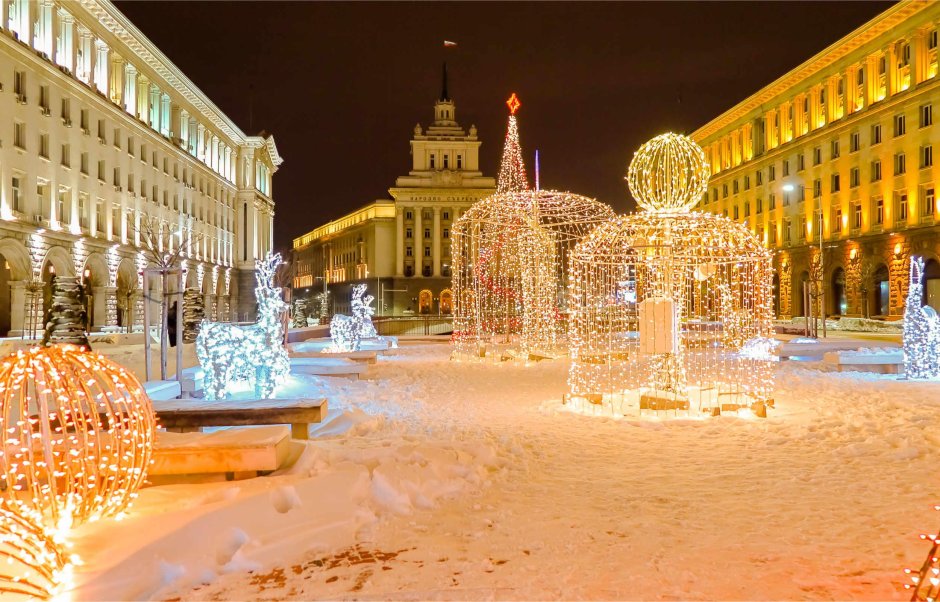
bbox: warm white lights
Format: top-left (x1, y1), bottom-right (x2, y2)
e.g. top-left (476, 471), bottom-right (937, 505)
top-left (196, 252), bottom-right (290, 399)
top-left (0, 345), bottom-right (156, 526)
top-left (567, 133), bottom-right (775, 416)
top-left (0, 500), bottom-right (69, 600)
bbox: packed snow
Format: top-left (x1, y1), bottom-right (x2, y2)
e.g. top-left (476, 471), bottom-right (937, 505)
top-left (67, 342), bottom-right (940, 600)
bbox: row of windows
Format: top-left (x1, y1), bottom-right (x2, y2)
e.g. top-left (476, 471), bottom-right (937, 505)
top-left (706, 26), bottom-right (940, 173)
top-left (404, 227), bottom-right (451, 239)
top-left (732, 187), bottom-right (935, 247)
top-left (10, 113), bottom-right (236, 230)
top-left (402, 210), bottom-right (455, 221)
top-left (708, 108), bottom-right (934, 202)
top-left (428, 153), bottom-right (463, 170)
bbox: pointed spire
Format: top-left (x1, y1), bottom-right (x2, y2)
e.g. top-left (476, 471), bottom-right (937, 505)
top-left (440, 62), bottom-right (450, 101)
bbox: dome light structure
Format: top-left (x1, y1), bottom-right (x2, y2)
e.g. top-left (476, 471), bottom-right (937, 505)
top-left (451, 189), bottom-right (614, 358)
top-left (567, 133), bottom-right (775, 416)
top-left (0, 500), bottom-right (69, 600)
top-left (0, 345), bottom-right (156, 527)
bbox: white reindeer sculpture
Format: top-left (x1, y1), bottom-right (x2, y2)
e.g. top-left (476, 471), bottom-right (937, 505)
top-left (903, 255), bottom-right (940, 379)
top-left (329, 284), bottom-right (376, 352)
top-left (196, 252), bottom-right (290, 399)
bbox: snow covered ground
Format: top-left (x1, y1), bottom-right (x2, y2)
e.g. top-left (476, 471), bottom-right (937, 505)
top-left (68, 343), bottom-right (940, 600)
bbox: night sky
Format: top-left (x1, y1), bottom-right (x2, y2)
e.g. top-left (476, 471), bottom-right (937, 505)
top-left (115, 1), bottom-right (893, 251)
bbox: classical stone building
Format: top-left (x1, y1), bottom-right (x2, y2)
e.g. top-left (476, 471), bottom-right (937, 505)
top-left (293, 69), bottom-right (495, 316)
top-left (693, 0), bottom-right (940, 319)
top-left (0, 0), bottom-right (280, 335)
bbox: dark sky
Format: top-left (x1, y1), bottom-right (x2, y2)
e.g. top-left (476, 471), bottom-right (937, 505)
top-left (115, 1), bottom-right (893, 251)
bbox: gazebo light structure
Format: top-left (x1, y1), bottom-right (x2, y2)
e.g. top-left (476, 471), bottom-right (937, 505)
top-left (452, 93), bottom-right (614, 358)
top-left (452, 190), bottom-right (615, 357)
top-left (0, 345), bottom-right (156, 528)
top-left (0, 500), bottom-right (69, 600)
top-left (567, 133), bottom-right (775, 416)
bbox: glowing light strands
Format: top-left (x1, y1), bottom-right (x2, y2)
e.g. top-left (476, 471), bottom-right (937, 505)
top-left (328, 284), bottom-right (377, 352)
top-left (567, 132), bottom-right (774, 417)
top-left (903, 256), bottom-right (940, 379)
top-left (906, 506), bottom-right (940, 602)
top-left (626, 132), bottom-right (711, 213)
top-left (196, 252), bottom-right (290, 400)
top-left (0, 500), bottom-right (69, 600)
top-left (451, 190), bottom-right (614, 359)
top-left (0, 345), bottom-right (156, 527)
top-left (496, 94), bottom-right (529, 194)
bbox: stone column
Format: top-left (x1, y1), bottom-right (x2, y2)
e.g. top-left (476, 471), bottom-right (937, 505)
top-left (91, 286), bottom-right (108, 330)
top-left (132, 290), bottom-right (144, 330)
top-left (9, 280), bottom-right (27, 336)
top-left (94, 39), bottom-right (109, 95)
top-left (395, 207), bottom-right (404, 276)
top-left (414, 208), bottom-right (423, 276)
top-left (432, 206), bottom-right (441, 277)
top-left (110, 54), bottom-right (124, 105)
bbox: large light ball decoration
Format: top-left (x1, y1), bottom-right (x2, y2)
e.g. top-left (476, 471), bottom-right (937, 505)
top-left (626, 132), bottom-right (710, 213)
top-left (0, 345), bottom-right (156, 528)
top-left (567, 133), bottom-right (774, 417)
top-left (451, 190), bottom-right (615, 359)
top-left (0, 500), bottom-right (69, 600)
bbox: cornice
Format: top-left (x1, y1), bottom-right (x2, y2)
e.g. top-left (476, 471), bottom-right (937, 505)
top-left (692, 0), bottom-right (931, 143)
top-left (77, 0), bottom-right (248, 145)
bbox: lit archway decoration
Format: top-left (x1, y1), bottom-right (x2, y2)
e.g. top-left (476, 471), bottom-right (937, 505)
top-left (0, 345), bottom-right (156, 527)
top-left (0, 500), bottom-right (69, 600)
top-left (452, 190), bottom-right (614, 358)
top-left (567, 133), bottom-right (774, 416)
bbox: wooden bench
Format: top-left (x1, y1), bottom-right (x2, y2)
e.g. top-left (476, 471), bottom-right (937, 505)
top-left (822, 350), bottom-right (903, 374)
top-left (153, 397), bottom-right (327, 440)
top-left (150, 425), bottom-right (291, 481)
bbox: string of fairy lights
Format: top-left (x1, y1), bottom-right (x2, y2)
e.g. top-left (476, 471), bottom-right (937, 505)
top-left (566, 132), bottom-right (775, 416)
top-left (452, 94), bottom-right (614, 359)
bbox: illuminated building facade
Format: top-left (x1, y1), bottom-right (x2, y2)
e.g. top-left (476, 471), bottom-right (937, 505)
top-left (693, 0), bottom-right (940, 319)
top-left (293, 70), bottom-right (495, 316)
top-left (0, 0), bottom-right (281, 335)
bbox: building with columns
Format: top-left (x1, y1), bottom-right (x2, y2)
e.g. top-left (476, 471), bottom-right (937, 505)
top-left (0, 0), bottom-right (280, 335)
top-left (693, 0), bottom-right (940, 320)
top-left (293, 69), bottom-right (495, 315)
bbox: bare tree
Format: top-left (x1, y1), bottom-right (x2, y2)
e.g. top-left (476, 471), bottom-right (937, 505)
top-left (274, 250), bottom-right (296, 343)
top-left (858, 256), bottom-right (875, 319)
top-left (808, 253), bottom-right (823, 336)
top-left (132, 214), bottom-right (206, 379)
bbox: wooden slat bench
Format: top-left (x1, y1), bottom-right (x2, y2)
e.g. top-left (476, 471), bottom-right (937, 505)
top-left (150, 425), bottom-right (291, 482)
top-left (290, 357), bottom-right (366, 379)
top-left (153, 398), bottom-right (328, 440)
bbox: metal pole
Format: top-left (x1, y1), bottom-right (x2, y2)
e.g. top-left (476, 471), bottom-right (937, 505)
top-left (819, 209), bottom-right (826, 338)
top-left (175, 269), bottom-right (183, 385)
top-left (143, 271), bottom-right (151, 383)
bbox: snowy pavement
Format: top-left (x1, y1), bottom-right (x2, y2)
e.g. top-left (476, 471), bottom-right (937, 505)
top-left (70, 344), bottom-right (940, 600)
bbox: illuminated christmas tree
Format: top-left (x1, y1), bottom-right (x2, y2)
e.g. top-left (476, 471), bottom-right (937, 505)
top-left (496, 93), bottom-right (529, 193)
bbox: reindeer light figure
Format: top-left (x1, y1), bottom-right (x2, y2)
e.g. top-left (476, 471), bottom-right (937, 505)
top-left (196, 253), bottom-right (290, 399)
top-left (329, 284), bottom-right (376, 352)
top-left (903, 256), bottom-right (940, 379)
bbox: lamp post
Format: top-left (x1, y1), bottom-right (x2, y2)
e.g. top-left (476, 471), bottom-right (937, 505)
top-left (783, 183), bottom-right (825, 338)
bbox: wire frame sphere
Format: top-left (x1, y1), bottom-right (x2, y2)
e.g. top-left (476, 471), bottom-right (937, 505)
top-left (0, 345), bottom-right (156, 528)
top-left (0, 500), bottom-right (69, 600)
top-left (567, 210), bottom-right (775, 416)
top-left (626, 132), bottom-right (711, 213)
top-left (452, 189), bottom-right (614, 358)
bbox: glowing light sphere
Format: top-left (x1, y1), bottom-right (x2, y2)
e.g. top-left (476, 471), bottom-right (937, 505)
top-left (0, 500), bottom-right (69, 600)
top-left (626, 132), bottom-right (710, 213)
top-left (0, 345), bottom-right (156, 527)
top-left (567, 134), bottom-right (774, 416)
top-left (452, 190), bottom-right (614, 358)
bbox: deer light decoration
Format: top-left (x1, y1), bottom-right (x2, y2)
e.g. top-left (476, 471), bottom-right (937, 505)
top-left (329, 284), bottom-right (376, 352)
top-left (903, 256), bottom-right (940, 379)
top-left (196, 253), bottom-right (290, 399)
